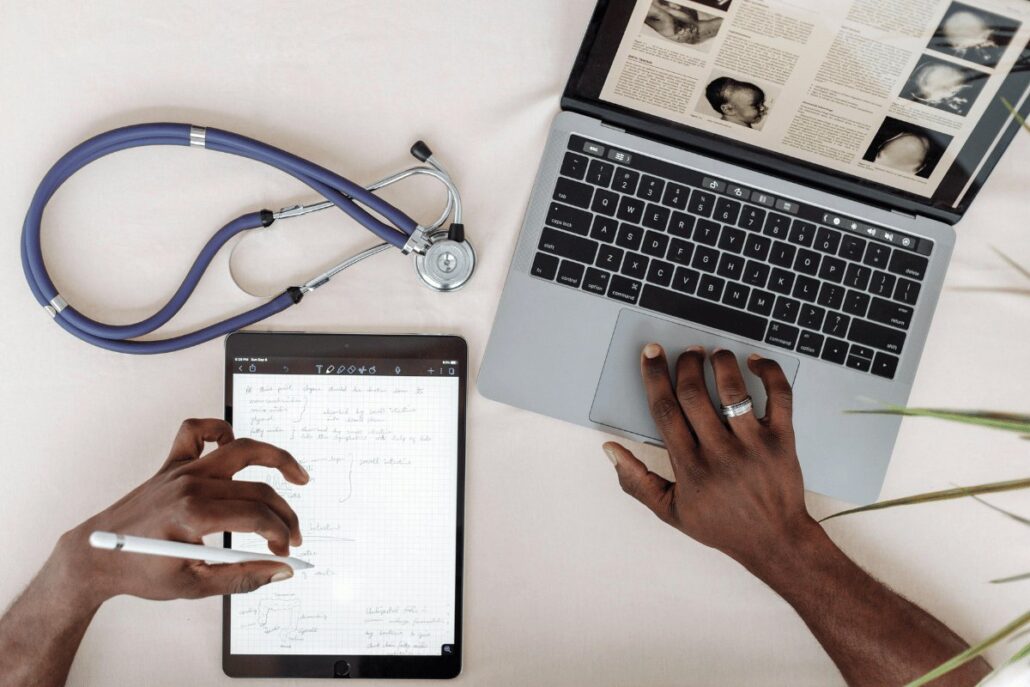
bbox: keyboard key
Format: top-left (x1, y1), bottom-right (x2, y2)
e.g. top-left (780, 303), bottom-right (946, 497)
top-left (849, 343), bottom-right (875, 360)
top-left (642, 230), bottom-right (670, 258)
top-left (894, 277), bottom-right (921, 305)
top-left (773, 296), bottom-right (800, 324)
top-left (814, 226), bottom-right (842, 254)
top-left (871, 352), bottom-right (899, 379)
top-left (582, 267), bottom-right (610, 294)
top-left (613, 167), bottom-right (639, 194)
top-left (823, 311), bottom-right (850, 338)
top-left (642, 203), bottom-right (670, 231)
top-left (581, 140), bottom-right (605, 157)
top-left (869, 270), bottom-right (896, 297)
top-left (846, 354), bottom-right (871, 372)
top-left (769, 268), bottom-right (795, 295)
top-left (868, 297), bottom-right (913, 329)
top-left (586, 159), bottom-right (614, 187)
top-left (775, 198), bottom-right (800, 214)
top-left (738, 205), bottom-right (766, 231)
top-left (713, 197), bottom-right (741, 225)
top-left (662, 182), bottom-right (689, 210)
top-left (863, 243), bottom-right (891, 268)
top-left (839, 235), bottom-right (867, 261)
top-left (818, 256), bottom-right (846, 283)
top-left (718, 226), bottom-right (746, 253)
top-left (672, 266), bottom-right (700, 294)
top-left (821, 337), bottom-right (848, 364)
top-left (747, 288), bottom-right (775, 316)
top-left (743, 233), bottom-right (771, 261)
top-left (692, 245), bottom-right (719, 273)
top-left (615, 224), bottom-right (643, 251)
top-left (843, 290), bottom-right (870, 317)
top-left (798, 304), bottom-right (825, 330)
top-left (590, 215), bottom-right (619, 243)
top-left (888, 250), bottom-right (928, 280)
top-left (616, 196), bottom-right (644, 223)
top-left (716, 253), bottom-right (744, 280)
top-left (743, 260), bottom-right (770, 287)
top-left (764, 212), bottom-right (791, 239)
top-left (722, 282), bottom-right (750, 309)
top-left (557, 260), bottom-right (585, 287)
top-left (591, 188), bottom-right (618, 216)
top-left (596, 244), bottom-right (623, 271)
top-left (688, 189), bottom-right (715, 217)
top-left (698, 274), bottom-right (726, 301)
top-left (844, 263), bottom-right (871, 290)
top-left (539, 227), bottom-right (598, 264)
top-left (546, 202), bottom-right (592, 235)
top-left (797, 330), bottom-right (824, 357)
top-left (695, 219), bottom-right (720, 246)
top-left (817, 282), bottom-right (845, 309)
top-left (766, 322), bottom-right (799, 350)
top-left (561, 152), bottom-right (588, 180)
top-left (531, 252), bottom-right (559, 280)
top-left (646, 259), bottom-right (674, 287)
top-left (667, 238), bottom-right (694, 265)
top-left (607, 275), bottom-right (641, 304)
top-left (792, 275), bottom-right (820, 302)
top-left (608, 149), bottom-right (632, 165)
top-left (668, 211), bottom-right (695, 238)
top-left (794, 248), bottom-right (820, 276)
top-left (637, 175), bottom-right (665, 201)
top-left (769, 241), bottom-right (796, 268)
top-left (788, 220), bottom-right (815, 247)
top-left (640, 285), bottom-right (768, 341)
top-left (726, 184), bottom-right (751, 201)
top-left (621, 254), bottom-right (649, 279)
top-left (553, 177), bottom-right (593, 208)
top-left (700, 177), bottom-right (726, 192)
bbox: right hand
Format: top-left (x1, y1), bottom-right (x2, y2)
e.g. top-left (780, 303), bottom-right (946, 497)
top-left (52, 419), bottom-right (309, 605)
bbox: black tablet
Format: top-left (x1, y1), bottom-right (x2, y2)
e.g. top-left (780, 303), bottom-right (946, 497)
top-left (223, 332), bottom-right (466, 679)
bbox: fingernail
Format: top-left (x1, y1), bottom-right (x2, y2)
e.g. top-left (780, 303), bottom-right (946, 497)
top-left (687, 345), bottom-right (704, 353)
top-left (712, 347), bottom-right (725, 354)
top-left (270, 569), bottom-right (293, 583)
top-left (298, 464), bottom-right (310, 482)
top-left (643, 343), bottom-right (662, 359)
top-left (603, 444), bottom-right (620, 467)
top-left (748, 353), bottom-right (762, 362)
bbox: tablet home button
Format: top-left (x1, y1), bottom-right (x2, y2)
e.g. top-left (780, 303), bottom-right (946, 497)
top-left (333, 660), bottom-right (351, 678)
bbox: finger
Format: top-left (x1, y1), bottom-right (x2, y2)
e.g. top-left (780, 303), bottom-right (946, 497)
top-left (183, 561), bottom-right (294, 598)
top-left (674, 347), bottom-right (729, 445)
top-left (188, 499), bottom-right (293, 556)
top-left (747, 354), bottom-right (794, 436)
top-left (192, 478), bottom-right (302, 547)
top-left (164, 419), bottom-right (235, 467)
top-left (709, 349), bottom-right (760, 434)
top-left (188, 438), bottom-right (310, 485)
top-left (639, 343), bottom-right (698, 476)
top-left (604, 442), bottom-right (676, 524)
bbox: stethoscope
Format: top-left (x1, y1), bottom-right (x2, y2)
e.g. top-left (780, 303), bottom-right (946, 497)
top-left (21, 123), bottom-right (475, 355)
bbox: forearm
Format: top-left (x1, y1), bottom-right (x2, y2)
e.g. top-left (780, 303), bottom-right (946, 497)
top-left (744, 520), bottom-right (991, 687)
top-left (0, 534), bottom-right (104, 687)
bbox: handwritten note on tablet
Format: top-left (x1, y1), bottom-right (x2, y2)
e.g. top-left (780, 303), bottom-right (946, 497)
top-left (229, 373), bottom-right (459, 656)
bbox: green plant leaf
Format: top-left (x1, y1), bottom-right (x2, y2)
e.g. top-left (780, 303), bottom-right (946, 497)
top-left (905, 610), bottom-right (1030, 687)
top-left (990, 571), bottom-right (1030, 584)
top-left (971, 494), bottom-right (1030, 527)
top-left (990, 245), bottom-right (1030, 282)
top-left (1001, 97), bottom-right (1030, 133)
top-left (846, 404), bottom-right (1030, 434)
top-left (820, 478), bottom-right (1030, 522)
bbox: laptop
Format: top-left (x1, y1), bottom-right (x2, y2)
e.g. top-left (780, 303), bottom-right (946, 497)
top-left (479, 0), bottom-right (1030, 503)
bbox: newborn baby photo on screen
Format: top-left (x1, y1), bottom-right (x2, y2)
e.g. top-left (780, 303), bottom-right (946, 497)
top-left (899, 54), bottom-right (989, 116)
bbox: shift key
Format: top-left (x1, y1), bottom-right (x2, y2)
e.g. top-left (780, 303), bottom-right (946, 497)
top-left (539, 227), bottom-right (598, 264)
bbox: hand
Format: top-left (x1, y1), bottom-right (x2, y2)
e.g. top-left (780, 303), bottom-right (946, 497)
top-left (52, 419), bottom-right (309, 606)
top-left (604, 344), bottom-right (819, 572)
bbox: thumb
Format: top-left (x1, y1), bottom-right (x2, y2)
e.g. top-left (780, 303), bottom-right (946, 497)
top-left (187, 561), bottom-right (294, 598)
top-left (603, 442), bottom-right (675, 523)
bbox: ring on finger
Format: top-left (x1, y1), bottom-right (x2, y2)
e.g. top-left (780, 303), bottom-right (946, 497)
top-left (720, 396), bottom-right (754, 419)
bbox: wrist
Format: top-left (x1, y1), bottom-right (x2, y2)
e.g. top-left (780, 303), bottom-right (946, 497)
top-left (45, 526), bottom-right (113, 612)
top-left (733, 515), bottom-right (839, 589)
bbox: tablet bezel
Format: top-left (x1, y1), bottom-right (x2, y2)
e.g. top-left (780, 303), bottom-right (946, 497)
top-left (222, 331), bottom-right (466, 679)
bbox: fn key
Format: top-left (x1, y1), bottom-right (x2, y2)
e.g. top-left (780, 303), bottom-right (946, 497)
top-left (531, 252), bottom-right (559, 280)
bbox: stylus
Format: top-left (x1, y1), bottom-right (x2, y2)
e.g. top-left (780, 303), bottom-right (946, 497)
top-left (88, 531), bottom-right (314, 571)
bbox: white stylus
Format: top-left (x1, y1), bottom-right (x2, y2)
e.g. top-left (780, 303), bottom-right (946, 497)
top-left (88, 531), bottom-right (313, 571)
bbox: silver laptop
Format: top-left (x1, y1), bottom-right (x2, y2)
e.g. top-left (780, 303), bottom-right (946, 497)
top-left (479, 0), bottom-right (1030, 503)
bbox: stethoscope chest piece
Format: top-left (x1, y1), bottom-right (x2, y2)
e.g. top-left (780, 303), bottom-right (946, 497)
top-left (415, 238), bottom-right (476, 292)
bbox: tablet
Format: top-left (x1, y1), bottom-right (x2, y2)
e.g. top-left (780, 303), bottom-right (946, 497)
top-left (223, 332), bottom-right (466, 679)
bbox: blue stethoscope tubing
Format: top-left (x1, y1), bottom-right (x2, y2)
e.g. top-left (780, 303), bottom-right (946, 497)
top-left (21, 123), bottom-right (422, 354)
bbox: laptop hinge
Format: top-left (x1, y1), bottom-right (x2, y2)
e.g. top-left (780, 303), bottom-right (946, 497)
top-left (890, 207), bottom-right (918, 221)
top-left (600, 121), bottom-right (625, 133)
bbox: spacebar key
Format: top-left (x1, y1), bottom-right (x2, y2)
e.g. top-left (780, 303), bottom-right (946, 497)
top-left (640, 285), bottom-right (768, 342)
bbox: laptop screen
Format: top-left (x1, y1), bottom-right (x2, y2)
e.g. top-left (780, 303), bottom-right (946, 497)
top-left (564, 0), bottom-right (1030, 219)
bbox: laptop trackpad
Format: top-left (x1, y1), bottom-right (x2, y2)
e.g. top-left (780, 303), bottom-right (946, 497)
top-left (589, 310), bottom-right (801, 442)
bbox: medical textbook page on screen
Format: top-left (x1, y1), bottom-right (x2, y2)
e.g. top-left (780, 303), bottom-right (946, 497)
top-left (599, 0), bottom-right (1030, 201)
top-left (228, 356), bottom-right (460, 657)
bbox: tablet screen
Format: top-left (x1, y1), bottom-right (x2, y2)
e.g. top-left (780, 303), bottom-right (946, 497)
top-left (224, 335), bottom-right (463, 665)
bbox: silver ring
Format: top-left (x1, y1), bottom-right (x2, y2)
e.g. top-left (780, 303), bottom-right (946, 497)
top-left (720, 396), bottom-right (753, 418)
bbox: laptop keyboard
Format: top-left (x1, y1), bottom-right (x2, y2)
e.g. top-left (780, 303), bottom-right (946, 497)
top-left (529, 135), bottom-right (934, 380)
